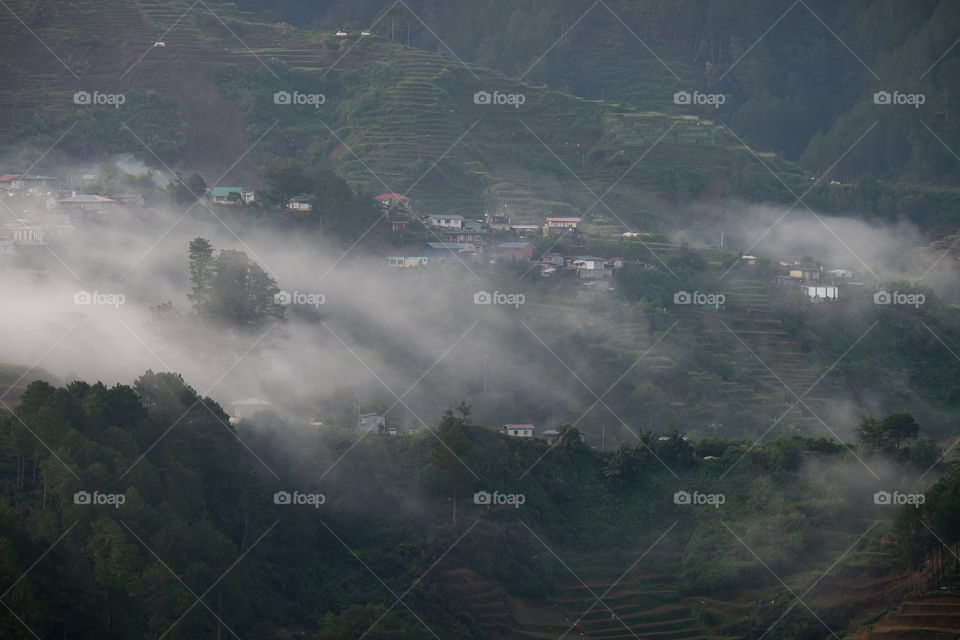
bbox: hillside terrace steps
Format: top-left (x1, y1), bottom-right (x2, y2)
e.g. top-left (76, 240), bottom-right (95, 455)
top-left (434, 565), bottom-right (514, 638)
top-left (519, 552), bottom-right (709, 640)
top-left (864, 593), bottom-right (960, 640)
top-left (668, 273), bottom-right (845, 430)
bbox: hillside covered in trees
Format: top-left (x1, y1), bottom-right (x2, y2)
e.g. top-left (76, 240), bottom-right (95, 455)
top-left (1, 373), bottom-right (957, 639)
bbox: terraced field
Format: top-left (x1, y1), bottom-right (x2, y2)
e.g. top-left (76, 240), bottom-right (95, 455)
top-left (434, 548), bottom-right (750, 640)
top-left (0, 0), bottom-right (803, 228)
top-left (434, 566), bottom-right (515, 639)
top-left (434, 551), bottom-right (714, 640)
top-left (861, 592), bottom-right (960, 639)
top-left (469, 532), bottom-right (908, 640)
top-left (672, 267), bottom-right (844, 434)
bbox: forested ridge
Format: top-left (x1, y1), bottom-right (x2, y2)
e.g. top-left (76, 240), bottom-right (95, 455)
top-left (2, 372), bottom-right (957, 638)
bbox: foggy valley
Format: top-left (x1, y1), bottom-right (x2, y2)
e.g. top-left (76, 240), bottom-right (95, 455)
top-left (1, 2), bottom-right (960, 639)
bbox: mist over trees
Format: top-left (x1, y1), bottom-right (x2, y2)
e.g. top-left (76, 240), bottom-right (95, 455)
top-left (1, 373), bottom-right (953, 638)
top-left (2, 1), bottom-right (960, 638)
top-left (151, 238), bottom-right (284, 336)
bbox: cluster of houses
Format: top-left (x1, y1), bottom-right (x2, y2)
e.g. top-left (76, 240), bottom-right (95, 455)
top-left (768, 258), bottom-right (860, 302)
top-left (0, 172), bottom-right (289, 259)
top-left (0, 173), bottom-right (59, 196)
top-left (228, 400), bottom-right (582, 444)
top-left (0, 173), bottom-right (153, 259)
top-left (209, 186), bottom-right (257, 206)
top-left (539, 252), bottom-right (628, 280)
top-left (501, 424), bottom-right (577, 445)
top-left (380, 193), bottom-right (595, 268)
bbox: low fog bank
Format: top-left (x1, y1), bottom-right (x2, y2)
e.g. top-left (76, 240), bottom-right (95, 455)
top-left (0, 201), bottom-right (578, 431)
top-left (681, 201), bottom-right (956, 294)
top-left (3, 184), bottom-right (957, 443)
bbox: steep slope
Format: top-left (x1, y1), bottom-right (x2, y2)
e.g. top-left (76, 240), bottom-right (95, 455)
top-left (0, 0), bottom-right (806, 226)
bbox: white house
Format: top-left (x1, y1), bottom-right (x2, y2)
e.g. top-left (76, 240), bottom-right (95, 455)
top-left (427, 214), bottom-right (464, 230)
top-left (503, 424), bottom-right (535, 438)
top-left (8, 224), bottom-right (43, 245)
top-left (805, 285), bottom-right (839, 301)
top-left (358, 413), bottom-right (385, 431)
top-left (387, 256), bottom-right (429, 267)
top-left (544, 217), bottom-right (581, 237)
top-left (571, 257), bottom-right (605, 279)
top-left (4, 221), bottom-right (73, 246)
top-left (288, 195), bottom-right (313, 211)
top-left (229, 397), bottom-right (273, 422)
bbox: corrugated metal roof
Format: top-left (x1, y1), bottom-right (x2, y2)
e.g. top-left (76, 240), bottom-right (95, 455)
top-left (211, 187), bottom-right (243, 196)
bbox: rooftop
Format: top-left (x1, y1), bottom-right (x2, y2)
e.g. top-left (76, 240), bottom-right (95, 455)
top-left (230, 398), bottom-right (272, 407)
top-left (375, 192), bottom-right (410, 202)
top-left (60, 195), bottom-right (114, 203)
top-left (0, 174), bottom-right (57, 182)
top-left (211, 186), bottom-right (243, 196)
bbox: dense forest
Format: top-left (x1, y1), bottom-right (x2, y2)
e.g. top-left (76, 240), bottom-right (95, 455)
top-left (1, 372), bottom-right (957, 638)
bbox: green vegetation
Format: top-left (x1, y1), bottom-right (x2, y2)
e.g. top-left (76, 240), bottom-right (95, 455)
top-left (232, 0), bottom-right (960, 188)
top-left (893, 462), bottom-right (960, 579)
top-left (2, 3), bottom-right (960, 637)
top-left (0, 373), bottom-right (950, 638)
top-left (4, 0), bottom-right (960, 230)
top-left (151, 237), bottom-right (284, 335)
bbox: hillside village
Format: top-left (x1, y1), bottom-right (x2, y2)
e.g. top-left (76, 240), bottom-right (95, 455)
top-left (1, 2), bottom-right (960, 639)
top-left (0, 165), bottom-right (895, 446)
top-left (2, 171), bottom-right (874, 305)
